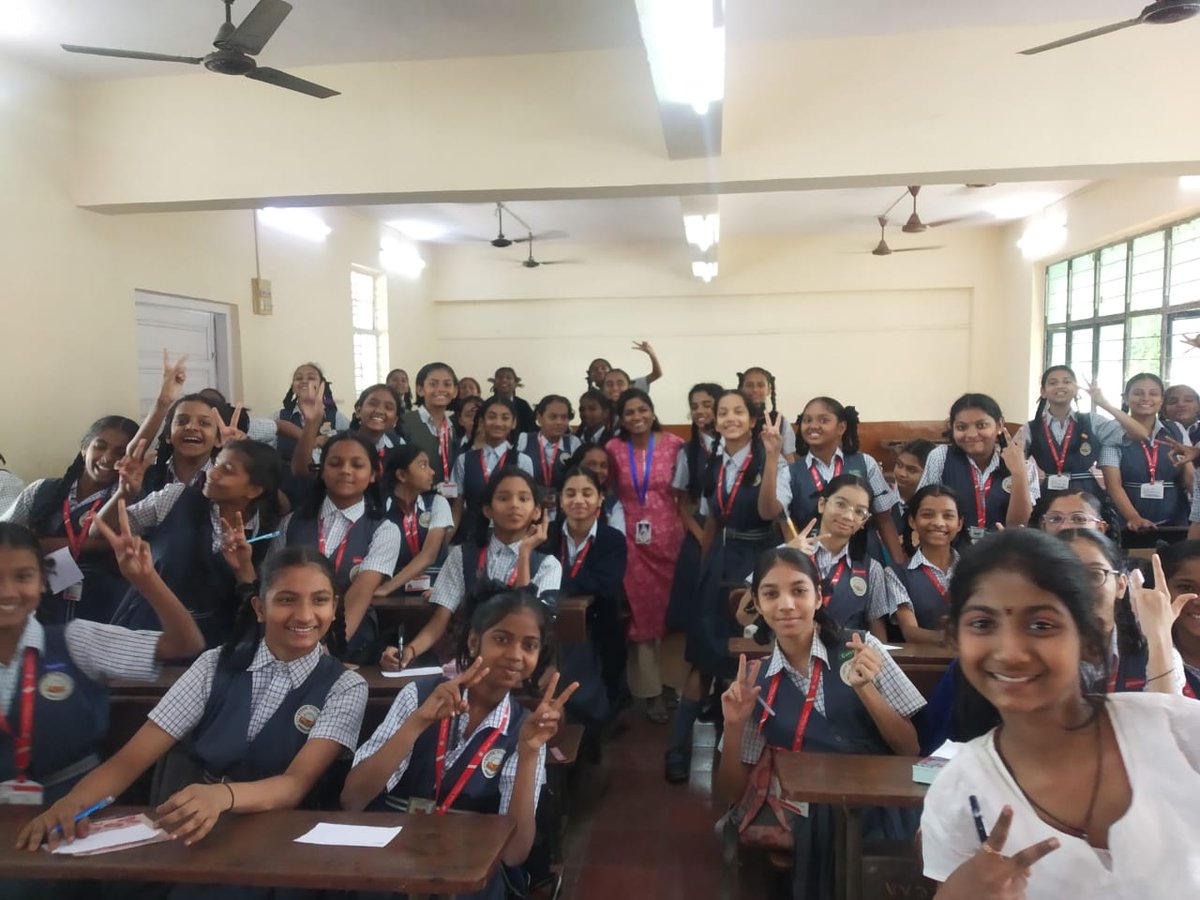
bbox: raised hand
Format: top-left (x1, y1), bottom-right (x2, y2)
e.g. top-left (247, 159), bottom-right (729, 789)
top-left (786, 517), bottom-right (830, 557)
top-left (761, 411), bottom-right (784, 457)
top-left (155, 782), bottom-right (232, 846)
top-left (219, 510), bottom-right (254, 578)
top-left (631, 340), bottom-right (654, 356)
top-left (157, 350), bottom-right (190, 406)
top-left (1158, 434), bottom-right (1200, 467)
top-left (115, 439), bottom-right (155, 499)
top-left (999, 425), bottom-right (1027, 474)
top-left (518, 671), bottom-right (580, 752)
top-left (844, 633), bottom-right (883, 688)
top-left (1082, 378), bottom-right (1110, 410)
top-left (1182, 334), bottom-right (1200, 352)
top-left (935, 806), bottom-right (1060, 900)
top-left (519, 517), bottom-right (549, 555)
top-left (415, 657), bottom-right (490, 725)
top-left (217, 404), bottom-right (246, 447)
top-left (92, 500), bottom-right (154, 582)
top-left (1131, 555), bottom-right (1195, 638)
top-left (721, 653), bottom-right (763, 727)
top-left (296, 380), bottom-right (327, 425)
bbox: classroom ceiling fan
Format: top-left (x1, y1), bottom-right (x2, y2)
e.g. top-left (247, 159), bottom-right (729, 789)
top-left (1019, 0), bottom-right (1199, 55)
top-left (900, 186), bottom-right (974, 233)
top-left (517, 234), bottom-right (579, 268)
top-left (867, 216), bottom-right (942, 256)
top-left (60, 0), bottom-right (339, 99)
top-left (486, 203), bottom-right (569, 248)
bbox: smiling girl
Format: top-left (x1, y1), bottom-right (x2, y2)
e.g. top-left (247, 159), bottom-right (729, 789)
top-left (450, 396), bottom-right (535, 545)
top-left (1158, 541), bottom-right (1200, 698)
top-left (885, 484), bottom-right (964, 644)
top-left (920, 529), bottom-right (1200, 898)
top-left (400, 361), bottom-right (459, 487)
top-left (277, 363), bottom-right (349, 464)
top-left (375, 446), bottom-right (453, 599)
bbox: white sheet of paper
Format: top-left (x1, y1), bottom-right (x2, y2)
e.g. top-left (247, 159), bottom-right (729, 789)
top-left (929, 739), bottom-right (963, 761)
top-left (45, 547), bottom-right (85, 596)
top-left (50, 820), bottom-right (163, 855)
top-left (294, 823), bottom-right (402, 848)
top-left (878, 644), bottom-right (903, 652)
top-left (382, 666), bottom-right (443, 678)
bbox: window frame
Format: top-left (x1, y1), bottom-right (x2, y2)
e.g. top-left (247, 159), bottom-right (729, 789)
top-left (350, 265), bottom-right (389, 396)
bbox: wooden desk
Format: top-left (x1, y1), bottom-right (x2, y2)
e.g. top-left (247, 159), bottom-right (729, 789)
top-left (774, 752), bottom-right (926, 900)
top-left (0, 806), bottom-right (515, 897)
top-left (556, 595), bottom-right (593, 644)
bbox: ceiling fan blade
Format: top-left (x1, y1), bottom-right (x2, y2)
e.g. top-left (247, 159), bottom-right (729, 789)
top-left (891, 246), bottom-right (944, 253)
top-left (539, 259), bottom-right (583, 265)
top-left (225, 0), bottom-right (293, 55)
top-left (1018, 17), bottom-right (1141, 55)
top-left (61, 44), bottom-right (203, 65)
top-left (245, 67), bottom-right (339, 98)
top-left (925, 216), bottom-right (973, 228)
top-left (513, 229), bottom-right (569, 243)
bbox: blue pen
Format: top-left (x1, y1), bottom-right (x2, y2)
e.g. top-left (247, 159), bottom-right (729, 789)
top-left (246, 530), bottom-right (282, 544)
top-left (54, 795), bottom-right (115, 834)
top-left (968, 794), bottom-right (989, 843)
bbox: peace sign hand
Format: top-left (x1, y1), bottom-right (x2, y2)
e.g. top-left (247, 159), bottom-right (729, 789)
top-left (1082, 378), bottom-right (1109, 410)
top-left (91, 500), bottom-right (154, 582)
top-left (296, 380), bottom-right (327, 425)
top-left (518, 671), bottom-right (580, 753)
top-left (1158, 434), bottom-right (1200, 467)
top-left (786, 517), bottom-right (830, 557)
top-left (219, 510), bottom-right (254, 577)
top-left (115, 439), bottom-right (155, 500)
top-left (936, 806), bottom-right (1060, 900)
top-left (1130, 554), bottom-right (1195, 640)
top-left (415, 658), bottom-right (491, 727)
top-left (217, 404), bottom-right (246, 447)
top-left (721, 653), bottom-right (762, 727)
top-left (999, 425), bottom-right (1027, 474)
top-left (761, 412), bottom-right (785, 457)
top-left (843, 633), bottom-right (883, 689)
top-left (157, 350), bottom-right (190, 405)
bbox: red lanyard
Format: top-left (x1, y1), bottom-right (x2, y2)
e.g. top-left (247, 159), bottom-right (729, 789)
top-left (758, 659), bottom-right (823, 751)
top-left (437, 418), bottom-right (452, 478)
top-left (562, 536), bottom-right (593, 579)
top-left (400, 507), bottom-right (422, 557)
top-left (1184, 679), bottom-right (1196, 700)
top-left (1042, 417), bottom-right (1075, 475)
top-left (433, 699), bottom-right (510, 814)
top-left (716, 453), bottom-right (752, 520)
top-left (62, 498), bottom-right (102, 559)
top-left (1141, 440), bottom-right (1159, 483)
top-left (809, 456), bottom-right (842, 493)
top-left (477, 548), bottom-right (519, 586)
top-left (921, 565), bottom-right (948, 598)
top-left (972, 466), bottom-right (994, 529)
top-left (538, 436), bottom-right (561, 486)
top-left (825, 559), bottom-right (849, 591)
top-left (479, 447), bottom-right (506, 483)
top-left (318, 519), bottom-right (352, 572)
top-left (0, 650), bottom-right (38, 779)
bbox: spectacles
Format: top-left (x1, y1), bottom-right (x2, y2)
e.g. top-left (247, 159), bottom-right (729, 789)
top-left (1082, 567), bottom-right (1119, 588)
top-left (1042, 513), bottom-right (1103, 527)
top-left (827, 496), bottom-right (871, 522)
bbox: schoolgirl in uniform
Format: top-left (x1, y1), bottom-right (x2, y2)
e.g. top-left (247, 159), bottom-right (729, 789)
top-left (19, 546), bottom-right (368, 882)
top-left (450, 396), bottom-right (534, 544)
top-left (456, 396), bottom-right (484, 452)
top-left (277, 431), bottom-right (400, 664)
top-left (578, 443), bottom-right (625, 533)
top-left (1037, 488), bottom-right (1116, 535)
top-left (1100, 373), bottom-right (1191, 537)
top-left (917, 393), bottom-right (1039, 540)
top-left (1157, 541), bottom-right (1200, 698)
top-left (518, 395), bottom-right (582, 503)
top-left (885, 484), bottom-right (964, 644)
top-left (550, 466), bottom-right (629, 722)
top-left (457, 376), bottom-right (483, 401)
top-left (399, 361), bottom-right (459, 488)
top-left (385, 368), bottom-right (414, 412)
top-left (586, 341), bottom-right (662, 393)
top-left (601, 369), bottom-right (636, 406)
top-left (737, 367), bottom-right (796, 462)
top-left (343, 586), bottom-right (576, 900)
top-left (346, 384), bottom-right (407, 465)
top-left (1059, 530), bottom-right (1185, 694)
top-left (789, 396), bottom-right (906, 563)
top-left (920, 530), bottom-right (1200, 898)
top-left (277, 363), bottom-right (349, 464)
top-left (375, 445), bottom-right (453, 599)
top-left (718, 548), bottom-right (925, 899)
top-left (1164, 383), bottom-right (1200, 444)
top-left (666, 383), bottom-right (722, 633)
top-left (489, 367), bottom-right (536, 434)
top-left (396, 468), bottom-right (561, 670)
top-left (1027, 365), bottom-right (1145, 500)
top-left (575, 389), bottom-right (614, 445)
top-left (0, 415), bottom-right (137, 623)
top-left (0, 520), bottom-right (204, 805)
top-left (666, 390), bottom-right (790, 783)
top-left (102, 440), bottom-right (283, 649)
top-left (882, 438), bottom-right (936, 555)
top-left (141, 394), bottom-right (222, 495)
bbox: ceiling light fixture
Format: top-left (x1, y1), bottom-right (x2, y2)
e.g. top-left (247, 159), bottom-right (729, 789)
top-left (635, 0), bottom-right (725, 115)
top-left (380, 237), bottom-right (426, 279)
top-left (257, 207), bottom-right (331, 242)
top-left (692, 260), bottom-right (718, 282)
top-left (683, 213), bottom-right (720, 251)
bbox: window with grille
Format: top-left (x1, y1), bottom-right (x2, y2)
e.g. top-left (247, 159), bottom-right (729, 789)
top-left (1044, 214), bottom-right (1200, 409)
top-left (351, 267), bottom-right (388, 395)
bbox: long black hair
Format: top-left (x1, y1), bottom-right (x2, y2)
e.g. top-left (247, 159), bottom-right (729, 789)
top-left (685, 382), bottom-right (723, 501)
top-left (455, 582), bottom-right (554, 688)
top-left (472, 395), bottom-right (519, 446)
top-left (897, 438), bottom-right (936, 467)
top-left (218, 440), bottom-right (285, 532)
top-left (473, 465), bottom-right (541, 549)
top-left (613, 388), bottom-right (662, 439)
top-left (702, 389), bottom-right (764, 514)
top-left (386, 369), bottom-right (414, 412)
top-left (796, 396), bottom-right (862, 456)
top-left (1056, 528), bottom-right (1143, 675)
top-left (34, 415), bottom-right (138, 528)
top-left (901, 483), bottom-right (964, 557)
top-left (575, 389), bottom-right (614, 440)
top-left (1120, 372), bottom-right (1167, 417)
top-left (219, 545), bottom-right (346, 670)
top-left (1034, 364), bottom-right (1077, 422)
top-left (0, 522), bottom-right (51, 581)
top-left (818, 472), bottom-right (874, 561)
top-left (281, 362), bottom-right (338, 419)
top-left (750, 547), bottom-right (842, 658)
top-left (297, 431), bottom-right (386, 520)
top-left (737, 367), bottom-right (778, 416)
top-left (414, 361), bottom-right (459, 409)
top-left (546, 465), bottom-right (608, 553)
top-left (348, 384), bottom-right (406, 439)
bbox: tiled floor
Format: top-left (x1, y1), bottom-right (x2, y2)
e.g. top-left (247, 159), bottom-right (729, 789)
top-left (555, 711), bottom-right (773, 900)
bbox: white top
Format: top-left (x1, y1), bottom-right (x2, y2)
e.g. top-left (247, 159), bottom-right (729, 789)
top-left (0, 469), bottom-right (25, 518)
top-left (429, 536), bottom-right (563, 613)
top-left (918, 444), bottom-right (1041, 506)
top-left (921, 693), bottom-right (1200, 897)
top-left (385, 492), bottom-right (454, 531)
top-left (274, 497), bottom-right (401, 578)
top-left (450, 441), bottom-right (534, 484)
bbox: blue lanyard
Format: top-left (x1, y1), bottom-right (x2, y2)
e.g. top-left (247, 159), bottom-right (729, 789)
top-left (628, 436), bottom-right (655, 507)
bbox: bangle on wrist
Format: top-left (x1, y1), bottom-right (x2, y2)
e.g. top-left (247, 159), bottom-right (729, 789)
top-left (223, 781), bottom-right (236, 811)
top-left (1145, 670), bottom-right (1173, 684)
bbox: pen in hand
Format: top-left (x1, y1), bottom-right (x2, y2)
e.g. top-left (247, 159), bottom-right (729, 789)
top-left (54, 795), bottom-right (116, 835)
top-left (969, 794), bottom-right (989, 843)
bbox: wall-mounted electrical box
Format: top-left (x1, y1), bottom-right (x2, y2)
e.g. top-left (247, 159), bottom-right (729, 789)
top-left (251, 277), bottom-right (273, 316)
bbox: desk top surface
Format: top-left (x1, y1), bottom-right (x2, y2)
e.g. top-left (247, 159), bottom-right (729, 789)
top-left (727, 638), bottom-right (955, 664)
top-left (773, 752), bottom-right (928, 807)
top-left (0, 806), bottom-right (515, 893)
top-left (110, 665), bottom-right (420, 696)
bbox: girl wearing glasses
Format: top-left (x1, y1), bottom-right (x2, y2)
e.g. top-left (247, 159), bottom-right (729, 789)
top-left (1037, 488), bottom-right (1115, 535)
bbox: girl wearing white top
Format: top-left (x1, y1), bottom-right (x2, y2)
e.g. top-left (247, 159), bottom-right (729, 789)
top-left (921, 529), bottom-right (1200, 899)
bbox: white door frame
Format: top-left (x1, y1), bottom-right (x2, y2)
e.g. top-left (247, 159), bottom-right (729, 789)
top-left (133, 289), bottom-right (237, 401)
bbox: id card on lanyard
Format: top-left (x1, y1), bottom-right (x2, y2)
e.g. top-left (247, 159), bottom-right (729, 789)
top-left (478, 548), bottom-right (519, 587)
top-left (1043, 416), bottom-right (1075, 491)
top-left (426, 699), bottom-right (510, 814)
top-left (0, 650), bottom-right (44, 805)
top-left (318, 518), bottom-right (352, 574)
top-left (1139, 440), bottom-right (1165, 500)
top-left (629, 437), bottom-right (655, 544)
top-left (967, 463), bottom-right (995, 542)
top-left (717, 453), bottom-right (752, 522)
top-left (758, 662), bottom-right (823, 817)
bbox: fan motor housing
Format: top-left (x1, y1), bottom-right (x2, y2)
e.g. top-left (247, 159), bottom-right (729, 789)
top-left (203, 50), bottom-right (256, 75)
top-left (1144, 0), bottom-right (1200, 23)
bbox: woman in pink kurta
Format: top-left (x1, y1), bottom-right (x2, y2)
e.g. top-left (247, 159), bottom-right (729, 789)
top-left (606, 388), bottom-right (685, 722)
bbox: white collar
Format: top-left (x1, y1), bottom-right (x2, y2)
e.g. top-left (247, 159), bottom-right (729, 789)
top-left (805, 447), bottom-right (845, 470)
top-left (565, 520), bottom-right (599, 556)
top-left (488, 532), bottom-right (524, 556)
top-left (0, 617), bottom-right (43, 668)
top-left (321, 496), bottom-right (365, 523)
top-left (246, 640), bottom-right (322, 688)
top-left (454, 690), bottom-right (513, 743)
top-left (762, 637), bottom-right (829, 679)
top-left (907, 547), bottom-right (958, 575)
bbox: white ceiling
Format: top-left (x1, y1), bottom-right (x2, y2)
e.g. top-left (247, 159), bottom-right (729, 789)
top-left (358, 180), bottom-right (1090, 245)
top-left (0, 0), bottom-right (1172, 79)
